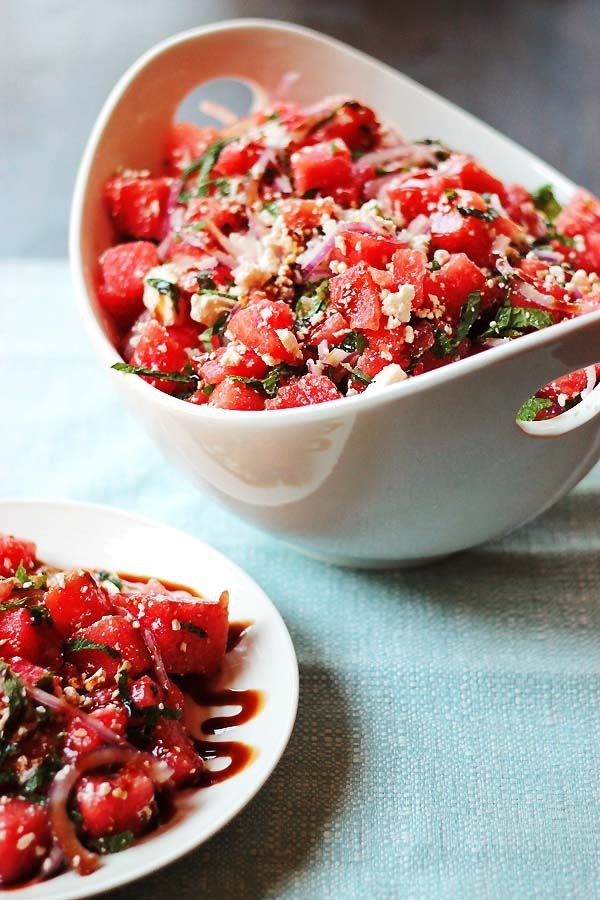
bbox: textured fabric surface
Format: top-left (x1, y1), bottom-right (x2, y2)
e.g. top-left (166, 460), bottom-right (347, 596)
top-left (2, 260), bottom-right (600, 899)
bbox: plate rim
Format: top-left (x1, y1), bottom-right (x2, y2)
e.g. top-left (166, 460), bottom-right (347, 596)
top-left (0, 497), bottom-right (299, 900)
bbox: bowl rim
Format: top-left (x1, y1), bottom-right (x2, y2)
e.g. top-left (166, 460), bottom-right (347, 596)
top-left (70, 16), bottom-right (599, 429)
top-left (0, 496), bottom-right (300, 900)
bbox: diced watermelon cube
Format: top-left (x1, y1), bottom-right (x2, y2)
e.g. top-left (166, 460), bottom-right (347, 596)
top-left (329, 261), bottom-right (382, 331)
top-left (0, 798), bottom-right (51, 885)
top-left (75, 765), bottom-right (156, 839)
top-left (105, 174), bottom-right (171, 240)
top-left (45, 571), bottom-right (113, 638)
top-left (266, 373), bottom-right (341, 409)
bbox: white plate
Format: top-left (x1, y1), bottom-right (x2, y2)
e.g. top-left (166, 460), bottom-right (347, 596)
top-left (0, 499), bottom-right (298, 899)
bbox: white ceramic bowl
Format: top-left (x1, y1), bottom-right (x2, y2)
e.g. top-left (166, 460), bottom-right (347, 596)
top-left (70, 19), bottom-right (600, 568)
top-left (0, 499), bottom-right (298, 900)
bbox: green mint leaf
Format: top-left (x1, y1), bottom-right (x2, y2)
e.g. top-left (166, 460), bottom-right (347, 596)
top-left (145, 278), bottom-right (180, 313)
top-left (533, 184), bottom-right (562, 222)
top-left (91, 830), bottom-right (135, 855)
top-left (295, 280), bottom-right (330, 326)
top-left (196, 271), bottom-right (216, 291)
top-left (199, 311), bottom-right (230, 352)
top-left (64, 638), bottom-right (120, 658)
top-left (457, 205), bottom-right (498, 222)
top-left (15, 562), bottom-right (28, 585)
top-left (0, 662), bottom-right (27, 736)
top-left (517, 396), bottom-right (553, 421)
top-left (180, 139), bottom-right (225, 198)
top-left (342, 364), bottom-right (372, 386)
top-left (180, 622), bottom-right (208, 639)
top-left (262, 200), bottom-right (279, 217)
top-left (230, 363), bottom-right (295, 398)
top-left (111, 362), bottom-right (194, 384)
top-left (456, 292), bottom-right (481, 342)
top-left (481, 305), bottom-right (554, 338)
top-left (96, 570), bottom-right (124, 591)
top-left (338, 331), bottom-right (368, 354)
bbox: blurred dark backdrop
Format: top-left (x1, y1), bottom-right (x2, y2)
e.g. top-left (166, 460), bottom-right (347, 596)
top-left (2, 0), bottom-right (599, 257)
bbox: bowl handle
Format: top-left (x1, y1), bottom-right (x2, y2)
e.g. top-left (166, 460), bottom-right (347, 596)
top-left (496, 310), bottom-right (600, 438)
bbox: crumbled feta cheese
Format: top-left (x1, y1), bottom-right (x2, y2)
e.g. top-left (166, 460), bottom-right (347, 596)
top-left (143, 264), bottom-right (179, 326)
top-left (274, 328), bottom-right (303, 360)
top-left (190, 291), bottom-right (235, 327)
top-left (382, 283), bottom-right (415, 327)
top-left (433, 248), bottom-right (450, 267)
top-left (367, 363), bottom-right (408, 389)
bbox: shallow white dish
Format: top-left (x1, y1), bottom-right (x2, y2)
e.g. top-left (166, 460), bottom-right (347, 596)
top-left (70, 19), bottom-right (600, 567)
top-left (0, 499), bottom-right (298, 900)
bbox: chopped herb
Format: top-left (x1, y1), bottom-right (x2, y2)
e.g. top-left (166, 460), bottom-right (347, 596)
top-left (14, 563), bottom-right (46, 591)
top-left (456, 292), bottom-right (481, 342)
top-left (457, 205), bottom-right (498, 222)
top-left (111, 362), bottom-right (194, 384)
top-left (533, 184), bottom-right (562, 222)
top-left (28, 604), bottom-right (52, 625)
top-left (517, 396), bottom-right (553, 421)
top-left (91, 831), bottom-right (135, 855)
top-left (342, 364), bottom-right (372, 386)
top-left (20, 755), bottom-right (62, 802)
top-left (481, 305), bottom-right (554, 338)
top-left (262, 200), bottom-right (279, 217)
top-left (202, 383), bottom-right (215, 397)
top-left (266, 111), bottom-right (280, 122)
top-left (196, 271), bottom-right (216, 291)
top-left (0, 662), bottom-right (26, 736)
top-left (186, 220), bottom-right (211, 234)
top-left (432, 292), bottom-right (481, 357)
top-left (444, 189), bottom-right (457, 201)
top-left (117, 670), bottom-right (181, 730)
top-left (198, 288), bottom-right (237, 301)
top-left (338, 331), bottom-right (368, 353)
top-left (96, 570), bottom-right (124, 591)
top-left (430, 259), bottom-right (442, 271)
top-left (179, 139), bottom-right (225, 199)
top-left (295, 280), bottom-right (330, 326)
top-left (230, 363), bottom-right (295, 398)
top-left (180, 622), bottom-right (208, 639)
top-left (145, 277), bottom-right (180, 309)
top-left (199, 312), bottom-right (229, 351)
top-left (0, 597), bottom-right (28, 613)
top-left (64, 638), bottom-right (119, 658)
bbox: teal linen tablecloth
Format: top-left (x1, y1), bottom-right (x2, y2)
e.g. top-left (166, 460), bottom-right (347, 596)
top-left (2, 260), bottom-right (600, 899)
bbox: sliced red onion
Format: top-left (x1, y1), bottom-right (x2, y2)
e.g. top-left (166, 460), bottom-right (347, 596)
top-left (354, 142), bottom-right (437, 172)
top-left (0, 577), bottom-right (17, 601)
top-left (157, 232), bottom-right (174, 262)
top-left (517, 281), bottom-right (557, 310)
top-left (535, 248), bottom-right (564, 264)
top-left (141, 626), bottom-right (172, 698)
top-left (407, 214), bottom-right (431, 236)
top-left (298, 221), bottom-right (375, 277)
top-left (49, 747), bottom-right (172, 876)
top-left (25, 685), bottom-right (124, 746)
top-left (273, 173), bottom-right (292, 194)
top-left (40, 842), bottom-right (65, 881)
top-left (363, 172), bottom-right (403, 200)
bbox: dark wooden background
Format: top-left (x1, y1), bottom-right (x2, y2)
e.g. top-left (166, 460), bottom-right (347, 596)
top-left (3, 0), bottom-right (599, 257)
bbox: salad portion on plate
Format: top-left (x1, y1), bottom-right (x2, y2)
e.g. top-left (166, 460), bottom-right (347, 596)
top-left (96, 93), bottom-right (600, 418)
top-left (0, 532), bottom-right (255, 887)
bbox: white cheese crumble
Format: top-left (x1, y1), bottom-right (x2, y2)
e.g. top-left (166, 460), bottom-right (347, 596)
top-left (367, 363), bottom-right (408, 389)
top-left (382, 283), bottom-right (415, 327)
top-left (190, 291), bottom-right (235, 327)
top-left (143, 264), bottom-right (179, 326)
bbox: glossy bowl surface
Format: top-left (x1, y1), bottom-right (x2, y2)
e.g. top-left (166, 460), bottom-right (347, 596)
top-left (70, 19), bottom-right (600, 567)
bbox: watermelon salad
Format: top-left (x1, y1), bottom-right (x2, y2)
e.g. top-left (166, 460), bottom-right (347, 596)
top-left (97, 95), bottom-right (600, 418)
top-left (0, 533), bottom-right (231, 885)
